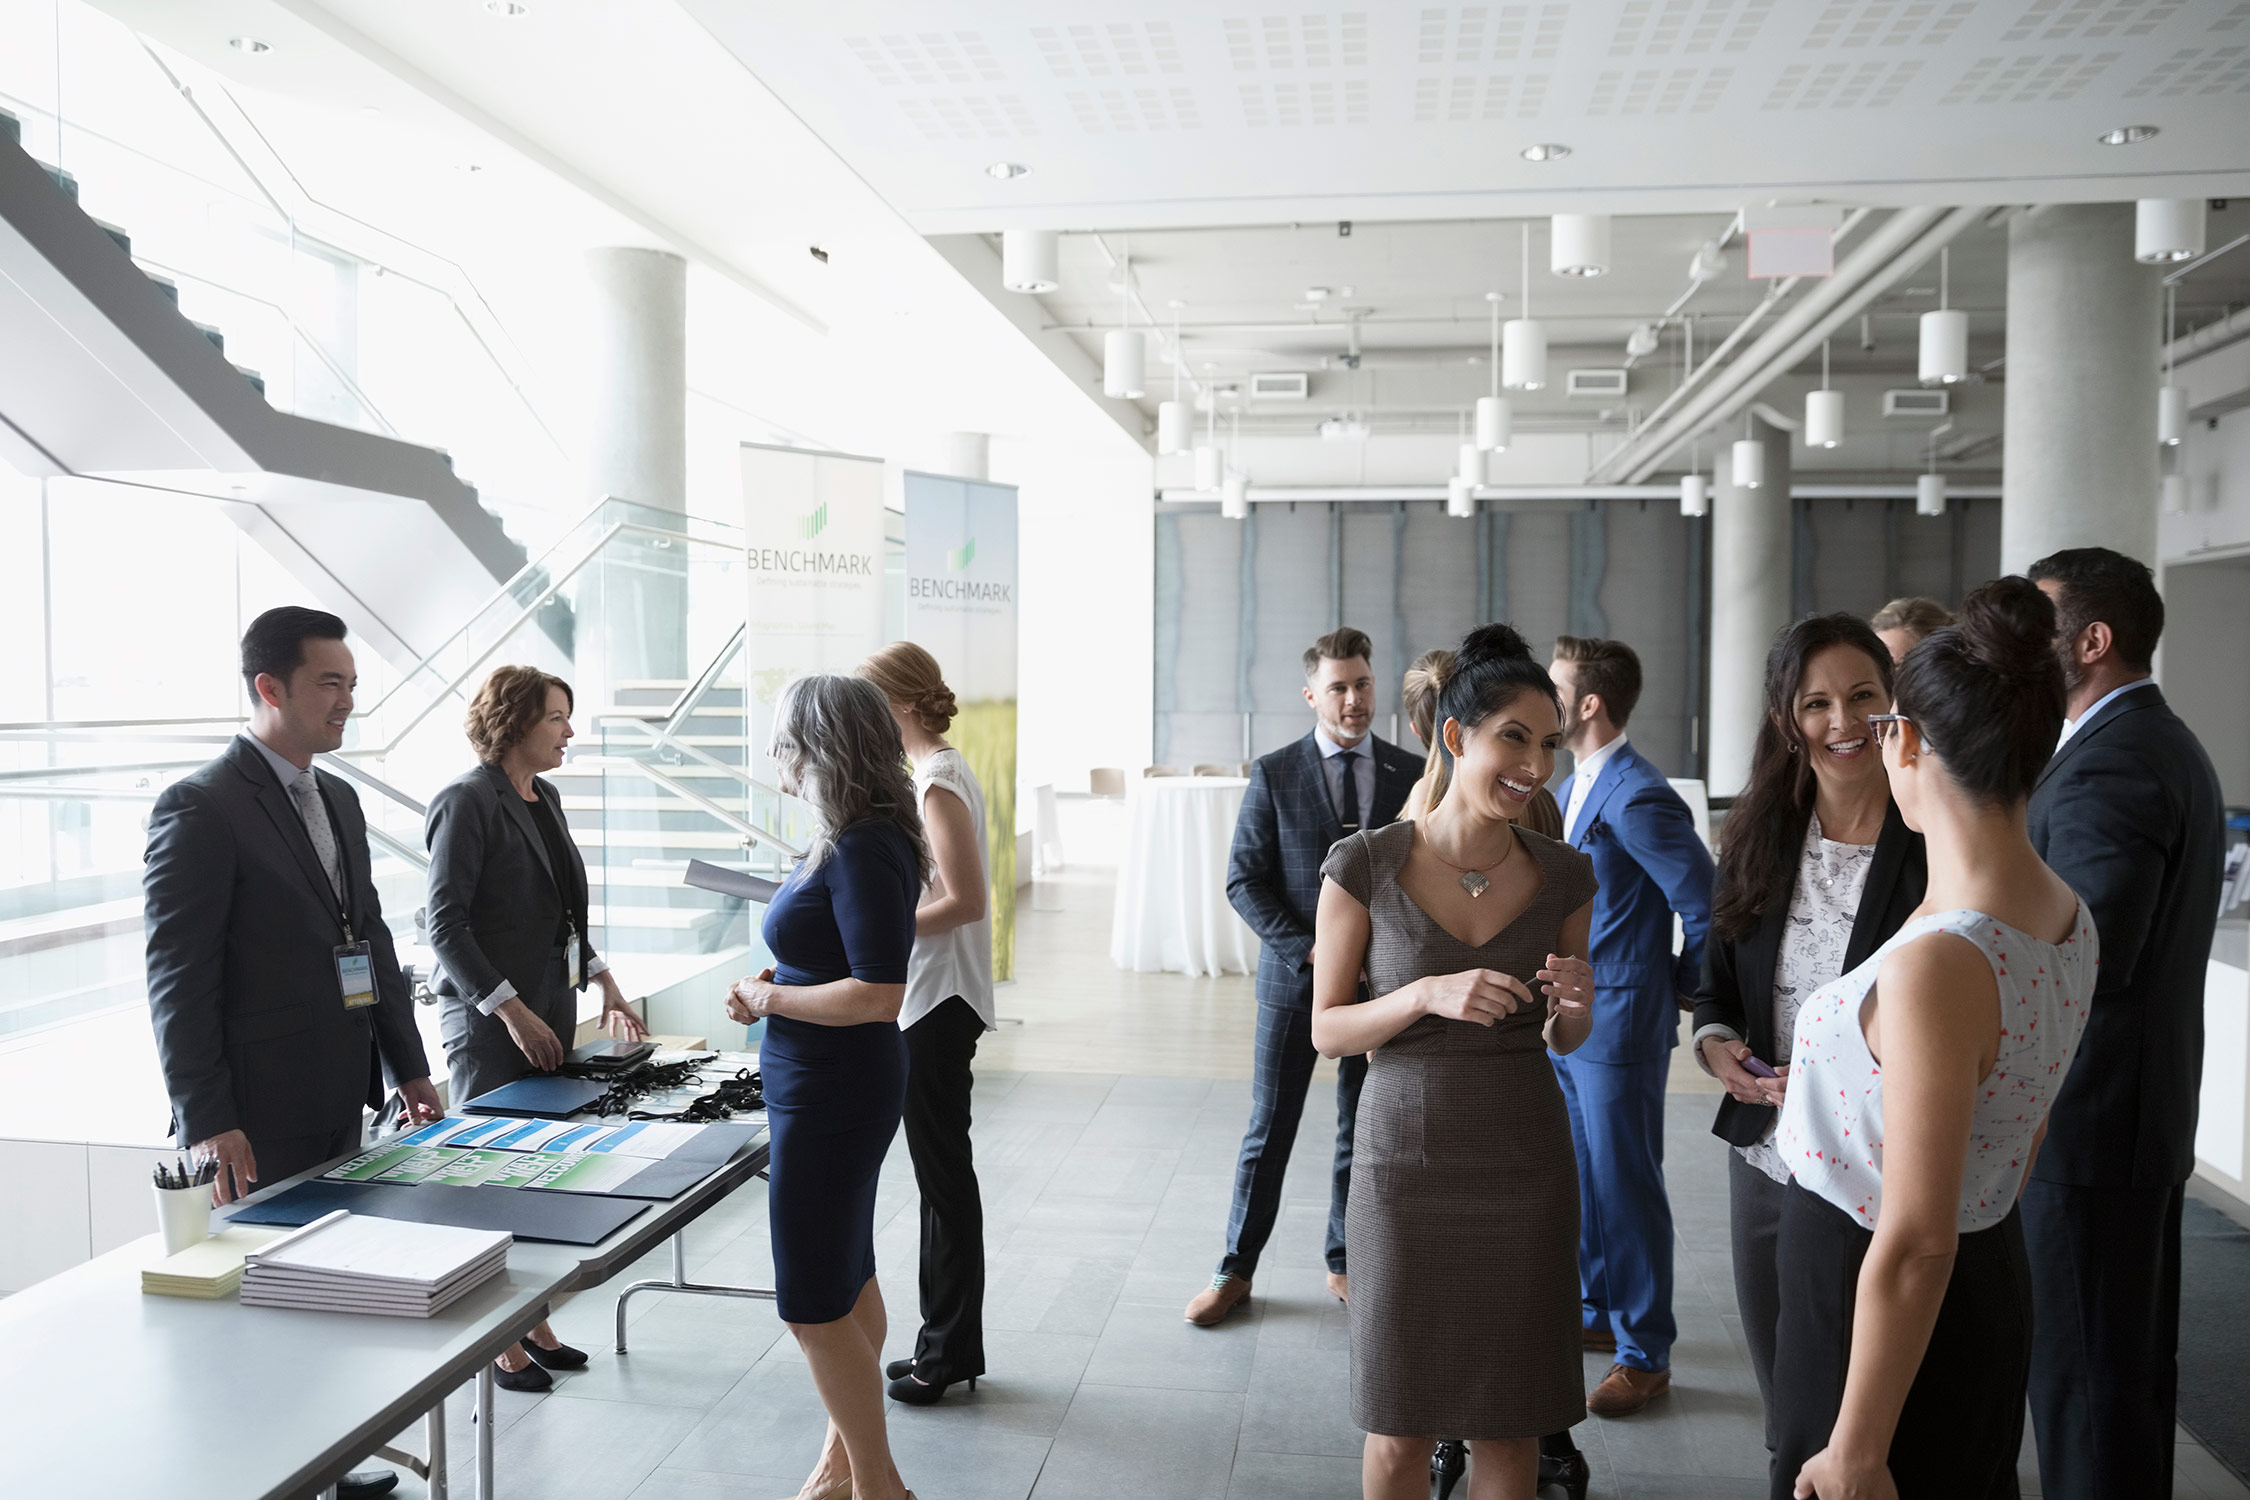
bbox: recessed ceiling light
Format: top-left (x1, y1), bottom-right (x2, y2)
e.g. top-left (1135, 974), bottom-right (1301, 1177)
top-left (1520, 142), bottom-right (1570, 162)
top-left (2097, 124), bottom-right (2158, 146)
top-left (483, 0), bottom-right (530, 14)
top-left (986, 161), bottom-right (1030, 180)
top-left (229, 35), bottom-right (272, 54)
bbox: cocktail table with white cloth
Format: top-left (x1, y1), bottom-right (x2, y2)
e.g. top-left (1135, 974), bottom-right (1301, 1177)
top-left (1111, 775), bottom-right (1258, 977)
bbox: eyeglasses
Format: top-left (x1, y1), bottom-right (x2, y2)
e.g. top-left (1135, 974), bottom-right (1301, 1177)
top-left (1865, 713), bottom-right (1911, 747)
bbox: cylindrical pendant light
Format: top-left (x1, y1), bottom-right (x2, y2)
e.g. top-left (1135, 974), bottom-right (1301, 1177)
top-left (1476, 396), bottom-right (1511, 451)
top-left (1458, 442), bottom-right (1487, 488)
top-left (1446, 476), bottom-right (1475, 519)
top-left (1193, 444), bottom-right (1220, 491)
top-left (1000, 229), bottom-right (1059, 293)
top-left (1103, 329), bottom-right (1145, 398)
top-left (1157, 401), bottom-right (1190, 454)
top-left (2135, 199), bottom-right (2207, 264)
top-left (2158, 384), bottom-right (2188, 446)
top-left (1221, 469), bottom-right (1249, 521)
top-left (1918, 247), bottom-right (1967, 386)
top-left (1503, 224), bottom-right (1547, 390)
top-left (1550, 214), bottom-right (1612, 277)
top-left (1916, 471), bottom-right (1947, 516)
top-left (1679, 472), bottom-right (1709, 518)
top-left (1804, 389), bottom-right (1843, 449)
top-left (2162, 472), bottom-right (2189, 514)
top-left (1731, 438), bottom-right (1765, 490)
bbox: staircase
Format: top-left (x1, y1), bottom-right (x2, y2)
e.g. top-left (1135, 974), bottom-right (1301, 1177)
top-left (0, 106), bottom-right (569, 671)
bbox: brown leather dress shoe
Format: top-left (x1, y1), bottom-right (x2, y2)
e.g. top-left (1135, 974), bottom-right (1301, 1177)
top-left (1586, 1362), bottom-right (1670, 1417)
top-left (1184, 1273), bottom-right (1251, 1326)
top-left (1581, 1325), bottom-right (1616, 1353)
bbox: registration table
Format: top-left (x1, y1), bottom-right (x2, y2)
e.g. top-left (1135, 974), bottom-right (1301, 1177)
top-left (1110, 774), bottom-right (1258, 978)
top-left (0, 1056), bottom-right (769, 1500)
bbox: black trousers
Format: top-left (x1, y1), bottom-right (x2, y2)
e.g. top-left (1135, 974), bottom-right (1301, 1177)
top-left (902, 996), bottom-right (987, 1381)
top-left (2022, 1177), bottom-right (2185, 1500)
top-left (1770, 1182), bottom-right (2030, 1500)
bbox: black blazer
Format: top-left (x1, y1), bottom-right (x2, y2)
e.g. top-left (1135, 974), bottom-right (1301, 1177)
top-left (423, 763), bottom-right (598, 1010)
top-left (2029, 682), bottom-right (2224, 1188)
top-left (143, 736), bottom-right (428, 1148)
top-left (1691, 800), bottom-right (1928, 1148)
top-left (1227, 730), bottom-right (1421, 1009)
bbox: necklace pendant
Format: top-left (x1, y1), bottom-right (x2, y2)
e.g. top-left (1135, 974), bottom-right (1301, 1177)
top-left (1458, 870), bottom-right (1490, 899)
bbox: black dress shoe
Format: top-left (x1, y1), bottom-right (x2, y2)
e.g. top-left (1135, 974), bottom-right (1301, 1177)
top-left (523, 1335), bottom-right (588, 1370)
top-left (338, 1471), bottom-right (399, 1500)
top-left (492, 1353), bottom-right (554, 1393)
top-left (886, 1371), bottom-right (976, 1405)
top-left (1537, 1445), bottom-right (1590, 1500)
top-left (886, 1357), bottom-right (917, 1381)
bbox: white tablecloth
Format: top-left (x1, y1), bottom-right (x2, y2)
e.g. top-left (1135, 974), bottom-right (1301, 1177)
top-left (1110, 776), bottom-right (1258, 977)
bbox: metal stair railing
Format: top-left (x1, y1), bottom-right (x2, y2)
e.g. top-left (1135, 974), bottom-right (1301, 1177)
top-left (570, 754), bottom-right (803, 862)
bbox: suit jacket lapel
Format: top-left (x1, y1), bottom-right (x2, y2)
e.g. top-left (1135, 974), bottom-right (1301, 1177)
top-left (486, 762), bottom-right (561, 892)
top-left (231, 739), bottom-right (344, 919)
top-left (1745, 903), bottom-right (1788, 1054)
top-left (1300, 733), bottom-right (1345, 844)
top-left (1370, 735), bottom-right (1417, 827)
top-left (1571, 742), bottom-right (1633, 846)
top-left (2035, 681), bottom-right (2163, 793)
top-left (1845, 801), bottom-right (1914, 967)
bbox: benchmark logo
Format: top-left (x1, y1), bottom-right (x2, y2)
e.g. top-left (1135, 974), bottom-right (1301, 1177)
top-left (947, 537), bottom-right (976, 571)
top-left (798, 502), bottom-right (829, 539)
top-left (911, 534), bottom-right (1009, 602)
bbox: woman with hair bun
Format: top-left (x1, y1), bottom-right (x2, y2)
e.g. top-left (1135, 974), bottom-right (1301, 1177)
top-left (1401, 649), bottom-right (1565, 839)
top-left (1311, 623), bottom-right (1600, 1500)
top-left (855, 641), bottom-right (994, 1406)
top-left (1770, 577), bottom-right (2097, 1500)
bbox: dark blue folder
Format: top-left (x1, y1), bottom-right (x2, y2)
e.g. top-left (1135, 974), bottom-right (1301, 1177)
top-left (225, 1180), bottom-right (646, 1245)
top-left (459, 1076), bottom-right (612, 1119)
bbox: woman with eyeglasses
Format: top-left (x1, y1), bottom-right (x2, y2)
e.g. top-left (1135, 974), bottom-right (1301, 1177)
top-left (1686, 615), bottom-right (1928, 1450)
top-left (725, 674), bottom-right (927, 1500)
top-left (1768, 578), bottom-right (2096, 1500)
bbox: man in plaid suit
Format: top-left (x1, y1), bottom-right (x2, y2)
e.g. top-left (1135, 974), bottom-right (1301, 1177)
top-left (1186, 626), bottom-right (1422, 1326)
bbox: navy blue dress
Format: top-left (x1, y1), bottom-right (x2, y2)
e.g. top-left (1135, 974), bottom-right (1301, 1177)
top-left (760, 821), bottom-right (919, 1324)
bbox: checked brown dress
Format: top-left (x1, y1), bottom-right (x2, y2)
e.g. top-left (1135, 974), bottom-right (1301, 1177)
top-left (1322, 819), bottom-right (1598, 1439)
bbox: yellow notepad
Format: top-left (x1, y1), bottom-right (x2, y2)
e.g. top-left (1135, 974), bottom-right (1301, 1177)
top-left (141, 1226), bottom-right (289, 1298)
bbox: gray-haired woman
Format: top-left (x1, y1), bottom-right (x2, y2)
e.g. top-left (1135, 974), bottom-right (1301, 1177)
top-left (724, 674), bottom-right (926, 1500)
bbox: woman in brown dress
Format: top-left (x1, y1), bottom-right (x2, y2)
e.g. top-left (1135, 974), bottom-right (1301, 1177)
top-left (1313, 624), bottom-right (1599, 1500)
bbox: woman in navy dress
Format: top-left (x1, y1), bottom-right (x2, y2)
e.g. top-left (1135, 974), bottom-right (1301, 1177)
top-left (725, 673), bottom-right (926, 1500)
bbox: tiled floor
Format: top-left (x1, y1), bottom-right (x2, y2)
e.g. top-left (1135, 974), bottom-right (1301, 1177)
top-left (377, 865), bottom-right (2250, 1500)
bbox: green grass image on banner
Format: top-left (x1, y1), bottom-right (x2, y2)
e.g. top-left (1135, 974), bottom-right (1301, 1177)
top-left (949, 698), bottom-right (1017, 981)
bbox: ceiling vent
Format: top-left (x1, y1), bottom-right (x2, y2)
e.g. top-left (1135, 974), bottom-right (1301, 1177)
top-left (1883, 388), bottom-right (1950, 418)
top-left (1249, 372), bottom-right (1310, 400)
top-left (1566, 368), bottom-right (1628, 398)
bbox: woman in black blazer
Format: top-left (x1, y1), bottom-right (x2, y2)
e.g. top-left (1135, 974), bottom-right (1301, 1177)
top-left (425, 664), bottom-right (647, 1390)
top-left (1689, 614), bottom-right (1927, 1449)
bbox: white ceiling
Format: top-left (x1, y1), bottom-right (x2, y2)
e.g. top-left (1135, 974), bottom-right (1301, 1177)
top-left (682, 0), bottom-right (2250, 233)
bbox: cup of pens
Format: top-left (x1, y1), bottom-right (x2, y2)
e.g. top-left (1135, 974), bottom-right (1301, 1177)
top-left (152, 1156), bottom-right (215, 1254)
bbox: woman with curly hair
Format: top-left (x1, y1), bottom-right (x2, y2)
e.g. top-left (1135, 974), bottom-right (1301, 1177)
top-left (725, 673), bottom-right (928, 1500)
top-left (425, 664), bottom-right (649, 1390)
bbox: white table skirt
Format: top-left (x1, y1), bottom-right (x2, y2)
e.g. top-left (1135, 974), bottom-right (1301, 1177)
top-left (1110, 776), bottom-right (1258, 978)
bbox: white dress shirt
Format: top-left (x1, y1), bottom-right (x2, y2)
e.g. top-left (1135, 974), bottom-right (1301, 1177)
top-left (1315, 726), bottom-right (1378, 829)
top-left (1563, 732), bottom-right (1629, 843)
top-left (2056, 676), bottom-right (2152, 749)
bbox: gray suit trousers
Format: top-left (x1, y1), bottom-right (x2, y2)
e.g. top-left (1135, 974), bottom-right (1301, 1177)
top-left (439, 954), bottom-right (575, 1108)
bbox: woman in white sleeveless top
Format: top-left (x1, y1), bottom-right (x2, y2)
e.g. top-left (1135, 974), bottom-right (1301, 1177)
top-left (857, 643), bottom-right (995, 1407)
top-left (1769, 579), bottom-right (2096, 1500)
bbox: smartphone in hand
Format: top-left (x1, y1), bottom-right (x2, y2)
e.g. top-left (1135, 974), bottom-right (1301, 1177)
top-left (1739, 1053), bottom-right (1780, 1080)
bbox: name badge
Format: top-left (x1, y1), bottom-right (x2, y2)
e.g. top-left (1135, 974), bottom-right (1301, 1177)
top-left (335, 941), bottom-right (377, 1009)
top-left (565, 928), bottom-right (584, 991)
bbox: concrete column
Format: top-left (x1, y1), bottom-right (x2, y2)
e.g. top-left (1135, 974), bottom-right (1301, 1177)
top-left (584, 247), bottom-right (687, 512)
top-left (937, 431), bottom-right (990, 482)
top-left (1706, 414), bottom-right (1792, 798)
top-left (580, 247), bottom-right (689, 699)
top-left (2002, 204), bottom-right (2162, 572)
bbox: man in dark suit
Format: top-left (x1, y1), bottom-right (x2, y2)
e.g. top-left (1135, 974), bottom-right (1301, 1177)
top-left (1185, 626), bottom-right (1421, 1325)
top-left (145, 607), bottom-right (441, 1203)
top-left (2024, 548), bottom-right (2224, 1500)
top-left (1549, 636), bottom-right (1714, 1418)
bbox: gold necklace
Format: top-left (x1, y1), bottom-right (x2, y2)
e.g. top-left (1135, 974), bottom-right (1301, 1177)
top-left (1423, 825), bottom-right (1514, 899)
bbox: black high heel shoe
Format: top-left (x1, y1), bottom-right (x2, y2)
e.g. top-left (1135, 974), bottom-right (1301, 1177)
top-left (491, 1350), bottom-right (553, 1393)
top-left (886, 1370), bottom-right (977, 1405)
top-left (885, 1357), bottom-right (917, 1381)
top-left (523, 1335), bottom-right (588, 1371)
top-left (1537, 1444), bottom-right (1590, 1500)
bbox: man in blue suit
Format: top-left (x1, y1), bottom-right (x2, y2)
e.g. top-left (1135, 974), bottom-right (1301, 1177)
top-left (1185, 626), bottom-right (1421, 1326)
top-left (1549, 635), bottom-right (1714, 1417)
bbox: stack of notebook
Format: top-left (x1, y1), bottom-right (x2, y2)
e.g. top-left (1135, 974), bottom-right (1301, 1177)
top-left (241, 1209), bottom-right (511, 1318)
top-left (141, 1226), bottom-right (288, 1299)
